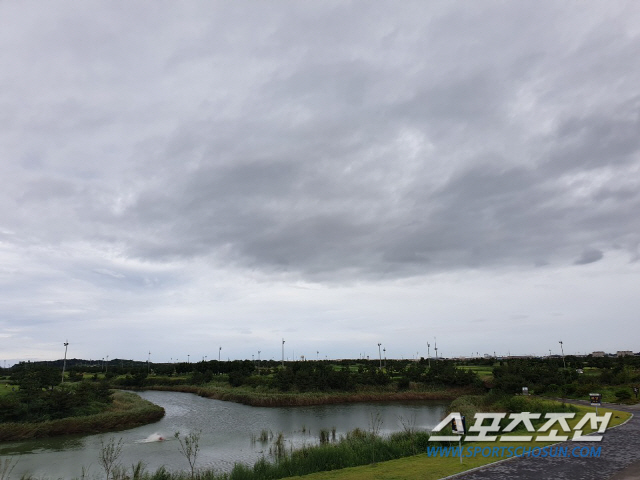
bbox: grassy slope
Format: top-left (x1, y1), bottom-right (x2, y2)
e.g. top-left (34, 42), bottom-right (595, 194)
top-left (282, 404), bottom-right (631, 480)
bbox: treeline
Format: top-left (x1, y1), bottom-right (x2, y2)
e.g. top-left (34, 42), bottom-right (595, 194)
top-left (106, 358), bottom-right (482, 392)
top-left (491, 355), bottom-right (640, 397)
top-left (0, 364), bottom-right (112, 423)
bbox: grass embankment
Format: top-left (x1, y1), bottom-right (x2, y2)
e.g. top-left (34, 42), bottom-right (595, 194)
top-left (0, 391), bottom-right (164, 441)
top-left (142, 383), bottom-right (475, 407)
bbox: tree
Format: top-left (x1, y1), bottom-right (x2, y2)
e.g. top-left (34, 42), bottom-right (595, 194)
top-left (99, 437), bottom-right (123, 480)
top-left (175, 431), bottom-right (201, 478)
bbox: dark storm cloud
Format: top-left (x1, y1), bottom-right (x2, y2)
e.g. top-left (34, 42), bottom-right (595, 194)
top-left (575, 248), bottom-right (604, 265)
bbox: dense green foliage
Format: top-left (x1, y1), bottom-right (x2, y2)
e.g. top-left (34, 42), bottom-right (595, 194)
top-left (491, 355), bottom-right (640, 402)
top-left (0, 363), bottom-right (111, 422)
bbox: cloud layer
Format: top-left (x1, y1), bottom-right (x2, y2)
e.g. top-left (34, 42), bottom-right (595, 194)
top-left (1, 1), bottom-right (639, 362)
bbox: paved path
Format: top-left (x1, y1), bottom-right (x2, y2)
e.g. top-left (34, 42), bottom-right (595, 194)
top-left (448, 400), bottom-right (640, 480)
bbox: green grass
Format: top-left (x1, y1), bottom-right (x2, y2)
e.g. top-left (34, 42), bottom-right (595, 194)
top-left (457, 365), bottom-right (495, 381)
top-left (0, 384), bottom-right (16, 397)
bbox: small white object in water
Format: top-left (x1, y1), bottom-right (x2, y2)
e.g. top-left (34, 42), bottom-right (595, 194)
top-left (139, 433), bottom-right (165, 443)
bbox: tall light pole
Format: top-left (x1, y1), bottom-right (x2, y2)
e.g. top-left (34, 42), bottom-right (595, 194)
top-left (383, 347), bottom-right (386, 368)
top-left (434, 337), bottom-right (438, 360)
top-left (147, 351), bottom-right (151, 374)
top-left (282, 339), bottom-right (285, 368)
top-left (106, 355), bottom-right (109, 373)
top-left (219, 346), bottom-right (221, 362)
top-left (61, 341), bottom-right (69, 383)
top-left (378, 343), bottom-right (382, 369)
top-left (427, 342), bottom-right (431, 368)
top-left (188, 354), bottom-right (190, 364)
top-left (559, 340), bottom-right (567, 403)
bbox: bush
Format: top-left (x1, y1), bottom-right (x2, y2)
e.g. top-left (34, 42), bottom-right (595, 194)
top-left (615, 389), bottom-right (632, 401)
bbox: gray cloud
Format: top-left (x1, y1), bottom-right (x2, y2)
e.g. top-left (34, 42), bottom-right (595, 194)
top-left (574, 248), bottom-right (604, 265)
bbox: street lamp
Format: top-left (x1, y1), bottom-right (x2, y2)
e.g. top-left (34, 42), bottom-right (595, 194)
top-left (383, 347), bottom-right (386, 368)
top-left (61, 341), bottom-right (69, 383)
top-left (559, 341), bottom-right (566, 369)
top-left (378, 343), bottom-right (382, 369)
top-left (427, 342), bottom-right (431, 368)
top-left (219, 346), bottom-right (221, 362)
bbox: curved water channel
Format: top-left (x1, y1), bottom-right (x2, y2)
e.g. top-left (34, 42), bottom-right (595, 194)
top-left (1, 391), bottom-right (448, 479)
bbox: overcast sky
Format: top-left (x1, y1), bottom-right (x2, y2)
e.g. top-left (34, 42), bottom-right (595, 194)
top-left (1, 1), bottom-right (639, 365)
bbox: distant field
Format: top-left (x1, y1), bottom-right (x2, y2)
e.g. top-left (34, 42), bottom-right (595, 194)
top-left (0, 379), bottom-right (16, 397)
top-left (458, 364), bottom-right (495, 380)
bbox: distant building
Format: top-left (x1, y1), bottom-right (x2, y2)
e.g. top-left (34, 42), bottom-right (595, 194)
top-left (592, 351), bottom-right (606, 357)
top-left (617, 351), bottom-right (633, 357)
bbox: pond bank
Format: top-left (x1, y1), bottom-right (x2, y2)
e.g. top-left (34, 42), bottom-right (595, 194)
top-left (0, 391), bottom-right (164, 441)
top-left (137, 384), bottom-right (475, 406)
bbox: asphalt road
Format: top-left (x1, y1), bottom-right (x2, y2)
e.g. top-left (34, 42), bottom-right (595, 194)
top-left (447, 399), bottom-right (640, 480)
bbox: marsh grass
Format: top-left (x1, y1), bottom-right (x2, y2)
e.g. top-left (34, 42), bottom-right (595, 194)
top-left (143, 384), bottom-right (470, 407)
top-left (0, 391), bottom-right (164, 441)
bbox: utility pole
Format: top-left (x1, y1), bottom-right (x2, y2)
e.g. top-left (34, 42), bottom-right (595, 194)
top-left (378, 343), bottom-right (382, 369)
top-left (383, 347), bottom-right (386, 368)
top-left (427, 342), bottom-right (430, 368)
top-left (219, 346), bottom-right (222, 362)
top-left (147, 351), bottom-right (151, 374)
top-left (61, 341), bottom-right (69, 383)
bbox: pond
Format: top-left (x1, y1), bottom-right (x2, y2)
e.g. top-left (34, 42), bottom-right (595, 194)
top-left (1, 390), bottom-right (448, 479)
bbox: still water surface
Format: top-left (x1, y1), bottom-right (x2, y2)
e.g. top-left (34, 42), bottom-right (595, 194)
top-left (1, 391), bottom-right (448, 478)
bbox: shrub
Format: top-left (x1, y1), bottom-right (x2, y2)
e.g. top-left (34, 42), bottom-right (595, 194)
top-left (615, 389), bottom-right (632, 401)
